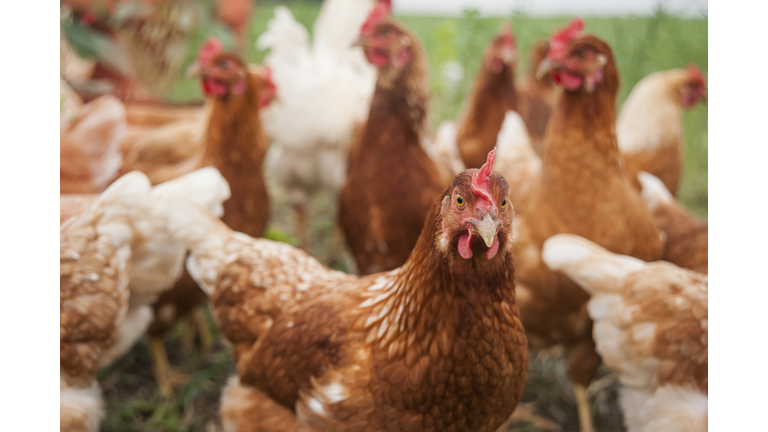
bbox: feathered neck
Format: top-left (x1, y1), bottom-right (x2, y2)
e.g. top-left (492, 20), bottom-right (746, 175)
top-left (203, 73), bottom-right (267, 165)
top-left (367, 36), bottom-right (432, 144)
top-left (355, 195), bottom-right (516, 357)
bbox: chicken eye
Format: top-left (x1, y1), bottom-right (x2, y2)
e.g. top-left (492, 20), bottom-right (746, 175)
top-left (578, 50), bottom-right (587, 59)
top-left (456, 195), bottom-right (465, 207)
top-left (501, 198), bottom-right (508, 208)
top-left (219, 60), bottom-right (229, 69)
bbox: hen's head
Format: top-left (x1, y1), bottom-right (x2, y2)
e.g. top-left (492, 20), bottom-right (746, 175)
top-left (437, 149), bottom-right (512, 261)
top-left (189, 37), bottom-right (252, 100)
top-left (677, 64), bottom-right (707, 107)
top-left (354, 3), bottom-right (414, 71)
top-left (536, 18), bottom-right (615, 93)
top-left (483, 22), bottom-right (518, 74)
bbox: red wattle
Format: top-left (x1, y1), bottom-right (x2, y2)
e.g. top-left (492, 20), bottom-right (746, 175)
top-left (486, 236), bottom-right (499, 259)
top-left (559, 69), bottom-right (583, 91)
top-left (458, 230), bottom-right (473, 259)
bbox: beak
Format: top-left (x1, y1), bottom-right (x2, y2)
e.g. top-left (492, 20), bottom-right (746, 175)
top-left (535, 57), bottom-right (558, 79)
top-left (470, 213), bottom-right (499, 248)
top-left (187, 63), bottom-right (203, 78)
top-left (700, 87), bottom-right (708, 103)
top-left (500, 46), bottom-right (518, 65)
top-left (351, 36), bottom-right (369, 48)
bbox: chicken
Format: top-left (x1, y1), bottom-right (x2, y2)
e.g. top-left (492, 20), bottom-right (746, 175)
top-left (60, 91), bottom-right (127, 194)
top-left (339, 7), bottom-right (447, 275)
top-left (455, 22), bottom-right (519, 169)
top-left (60, 172), bottom-right (150, 432)
top-left (638, 172), bottom-right (708, 274)
top-left (116, 38), bottom-right (275, 396)
top-left (542, 234), bottom-right (707, 432)
top-left (617, 65), bottom-right (707, 195)
top-left (511, 19), bottom-right (662, 432)
top-left (256, 0), bottom-right (378, 251)
top-left (60, 168), bottom-right (231, 430)
top-left (160, 150), bottom-right (528, 432)
top-left (516, 40), bottom-right (556, 156)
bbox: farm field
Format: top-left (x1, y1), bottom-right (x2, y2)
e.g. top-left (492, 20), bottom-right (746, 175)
top-left (98, 2), bottom-right (708, 431)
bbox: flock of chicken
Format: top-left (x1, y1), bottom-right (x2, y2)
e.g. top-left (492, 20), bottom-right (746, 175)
top-left (60, 0), bottom-right (708, 431)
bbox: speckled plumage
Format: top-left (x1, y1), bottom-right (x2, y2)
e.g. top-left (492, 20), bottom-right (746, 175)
top-left (542, 234), bottom-right (707, 432)
top-left (60, 172), bottom-right (151, 431)
top-left (166, 168), bottom-right (528, 431)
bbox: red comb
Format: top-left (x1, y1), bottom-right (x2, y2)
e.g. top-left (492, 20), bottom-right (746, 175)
top-left (197, 36), bottom-right (224, 65)
top-left (500, 21), bottom-right (515, 45)
top-left (471, 149), bottom-right (496, 202)
top-left (361, 1), bottom-right (391, 37)
top-left (547, 18), bottom-right (584, 60)
top-left (686, 64), bottom-right (705, 86)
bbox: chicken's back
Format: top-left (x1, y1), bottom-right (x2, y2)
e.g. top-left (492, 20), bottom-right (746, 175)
top-left (542, 234), bottom-right (708, 432)
top-left (617, 69), bottom-right (689, 194)
top-left (639, 172), bottom-right (708, 274)
top-left (61, 95), bottom-right (127, 194)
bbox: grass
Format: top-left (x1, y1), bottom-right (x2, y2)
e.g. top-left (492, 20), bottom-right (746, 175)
top-left (97, 2), bottom-right (707, 431)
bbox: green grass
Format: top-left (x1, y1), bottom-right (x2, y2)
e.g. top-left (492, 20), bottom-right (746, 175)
top-left (98, 3), bottom-right (707, 431)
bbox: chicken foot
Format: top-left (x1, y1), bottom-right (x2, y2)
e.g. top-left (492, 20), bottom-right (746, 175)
top-left (150, 336), bottom-right (190, 399)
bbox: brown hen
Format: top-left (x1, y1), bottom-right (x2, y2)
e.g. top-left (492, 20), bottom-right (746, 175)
top-left (617, 65), bottom-right (707, 195)
top-left (511, 18), bottom-right (662, 432)
top-left (164, 150), bottom-right (528, 432)
top-left (455, 22), bottom-right (519, 169)
top-left (339, 6), bottom-right (446, 275)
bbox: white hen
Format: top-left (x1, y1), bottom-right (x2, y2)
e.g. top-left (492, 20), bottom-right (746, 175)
top-left (256, 0), bottom-right (378, 249)
top-left (542, 234), bottom-right (708, 432)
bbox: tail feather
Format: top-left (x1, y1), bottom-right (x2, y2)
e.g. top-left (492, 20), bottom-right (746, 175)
top-left (426, 121), bottom-right (465, 180)
top-left (638, 171), bottom-right (673, 212)
top-left (127, 168), bottom-right (230, 299)
top-left (256, 6), bottom-right (311, 63)
top-left (494, 111), bottom-right (540, 201)
top-left (541, 234), bottom-right (645, 296)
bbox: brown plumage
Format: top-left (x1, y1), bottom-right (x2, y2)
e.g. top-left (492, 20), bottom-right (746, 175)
top-left (340, 15), bottom-right (445, 275)
top-left (516, 40), bottom-right (555, 156)
top-left (638, 172), bottom-right (708, 274)
top-left (617, 67), bottom-right (707, 195)
top-left (543, 234), bottom-right (707, 432)
top-left (60, 172), bottom-right (151, 432)
top-left (165, 151), bottom-right (528, 431)
top-left (512, 19), bottom-right (662, 432)
top-left (456, 22), bottom-right (519, 169)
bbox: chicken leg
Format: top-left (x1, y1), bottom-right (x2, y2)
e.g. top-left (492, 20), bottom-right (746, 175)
top-left (573, 383), bottom-right (595, 432)
top-left (294, 202), bottom-right (310, 252)
top-left (150, 336), bottom-right (190, 398)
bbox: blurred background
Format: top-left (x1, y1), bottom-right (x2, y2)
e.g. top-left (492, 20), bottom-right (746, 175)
top-left (61, 1), bottom-right (707, 431)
